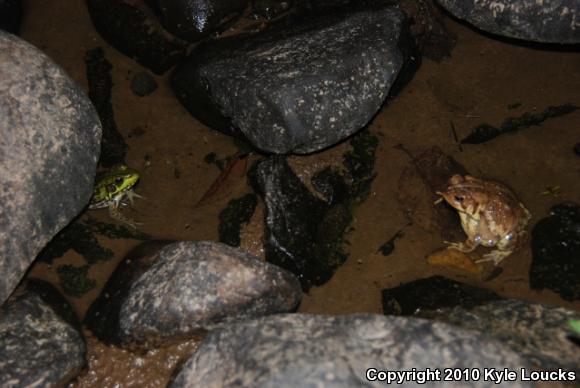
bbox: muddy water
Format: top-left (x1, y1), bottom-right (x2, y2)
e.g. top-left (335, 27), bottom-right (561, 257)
top-left (19, 0), bottom-right (580, 386)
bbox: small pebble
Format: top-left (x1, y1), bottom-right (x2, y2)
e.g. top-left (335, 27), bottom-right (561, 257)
top-left (130, 72), bottom-right (158, 97)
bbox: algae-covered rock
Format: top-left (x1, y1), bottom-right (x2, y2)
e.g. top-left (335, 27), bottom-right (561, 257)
top-left (382, 275), bottom-right (501, 316)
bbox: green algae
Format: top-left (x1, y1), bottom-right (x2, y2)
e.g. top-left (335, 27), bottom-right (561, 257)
top-left (38, 216), bottom-right (150, 265)
top-left (462, 104), bottom-right (578, 144)
top-left (56, 264), bottom-right (96, 298)
top-left (218, 193), bottom-right (258, 247)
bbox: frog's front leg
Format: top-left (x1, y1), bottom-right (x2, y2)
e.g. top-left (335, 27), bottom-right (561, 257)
top-left (476, 249), bottom-right (512, 266)
top-left (444, 238), bottom-right (478, 253)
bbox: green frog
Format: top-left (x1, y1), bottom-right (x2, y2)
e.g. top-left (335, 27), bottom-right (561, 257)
top-left (89, 164), bottom-right (142, 228)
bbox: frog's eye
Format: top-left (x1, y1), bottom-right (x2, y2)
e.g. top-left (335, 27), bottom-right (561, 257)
top-left (115, 177), bottom-right (124, 185)
top-left (454, 195), bottom-right (464, 203)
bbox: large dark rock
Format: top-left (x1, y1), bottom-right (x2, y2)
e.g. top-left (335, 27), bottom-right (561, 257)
top-left (0, 31), bottom-right (101, 305)
top-left (85, 241), bottom-right (301, 349)
top-left (0, 283), bottom-right (86, 387)
top-left (171, 314), bottom-right (531, 387)
top-left (147, 0), bottom-right (248, 41)
top-left (87, 0), bottom-right (189, 74)
top-left (530, 203), bottom-right (580, 301)
top-left (425, 299), bottom-right (580, 374)
top-left (172, 6), bottom-right (415, 154)
top-left (436, 0), bottom-right (580, 44)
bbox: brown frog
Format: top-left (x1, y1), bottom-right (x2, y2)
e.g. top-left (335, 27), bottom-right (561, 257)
top-left (436, 175), bottom-right (531, 265)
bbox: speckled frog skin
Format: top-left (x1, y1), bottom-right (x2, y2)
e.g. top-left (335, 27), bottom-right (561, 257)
top-left (437, 174), bottom-right (531, 265)
top-left (89, 164), bottom-right (142, 228)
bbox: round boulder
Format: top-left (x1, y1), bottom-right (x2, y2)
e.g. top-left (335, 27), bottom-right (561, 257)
top-left (0, 31), bottom-right (101, 305)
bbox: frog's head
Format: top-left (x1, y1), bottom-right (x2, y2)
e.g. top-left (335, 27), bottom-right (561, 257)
top-left (436, 175), bottom-right (483, 216)
top-left (108, 166), bottom-right (139, 195)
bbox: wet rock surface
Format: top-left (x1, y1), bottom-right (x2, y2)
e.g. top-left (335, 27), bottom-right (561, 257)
top-left (148, 0), bottom-right (248, 41)
top-left (436, 0), bottom-right (580, 44)
top-left (87, 0), bottom-right (189, 74)
top-left (250, 157), bottom-right (351, 290)
top-left (86, 241), bottom-right (301, 349)
top-left (0, 283), bottom-right (86, 387)
top-left (425, 299), bottom-right (580, 373)
top-left (382, 275), bottom-right (501, 316)
top-left (130, 71), bottom-right (158, 97)
top-left (0, 31), bottom-right (101, 305)
top-left (172, 6), bottom-right (413, 153)
top-left (249, 130), bottom-right (378, 290)
top-left (530, 203), bottom-right (580, 301)
top-left (171, 314), bottom-right (531, 387)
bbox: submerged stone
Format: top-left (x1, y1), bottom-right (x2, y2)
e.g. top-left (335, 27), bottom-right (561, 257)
top-left (218, 193), bottom-right (258, 247)
top-left (249, 156), bottom-right (351, 290)
top-left (172, 6), bottom-right (414, 153)
top-left (86, 241), bottom-right (301, 349)
top-left (436, 0), bottom-right (580, 44)
top-left (530, 203), bottom-right (580, 301)
top-left (382, 275), bottom-right (501, 316)
top-left (171, 314), bottom-right (530, 387)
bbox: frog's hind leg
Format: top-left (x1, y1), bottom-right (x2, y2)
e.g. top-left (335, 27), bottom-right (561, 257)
top-left (476, 250), bottom-right (511, 266)
top-left (108, 205), bottom-right (141, 229)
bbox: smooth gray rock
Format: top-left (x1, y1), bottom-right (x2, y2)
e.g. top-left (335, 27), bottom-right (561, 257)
top-left (436, 0), bottom-right (580, 43)
top-left (148, 0), bottom-right (248, 41)
top-left (115, 241), bottom-right (302, 348)
top-left (172, 6), bottom-right (414, 154)
top-left (424, 299), bottom-right (580, 374)
top-left (171, 314), bottom-right (531, 387)
top-left (0, 31), bottom-right (101, 305)
top-left (0, 290), bottom-right (86, 387)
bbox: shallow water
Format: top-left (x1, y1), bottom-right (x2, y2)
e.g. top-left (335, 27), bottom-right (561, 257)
top-left (19, 0), bottom-right (580, 386)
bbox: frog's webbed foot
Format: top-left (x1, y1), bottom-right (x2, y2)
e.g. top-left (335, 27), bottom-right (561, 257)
top-left (125, 190), bottom-right (145, 205)
top-left (444, 240), bottom-right (477, 253)
top-left (476, 250), bottom-right (512, 266)
top-left (108, 206), bottom-right (142, 229)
